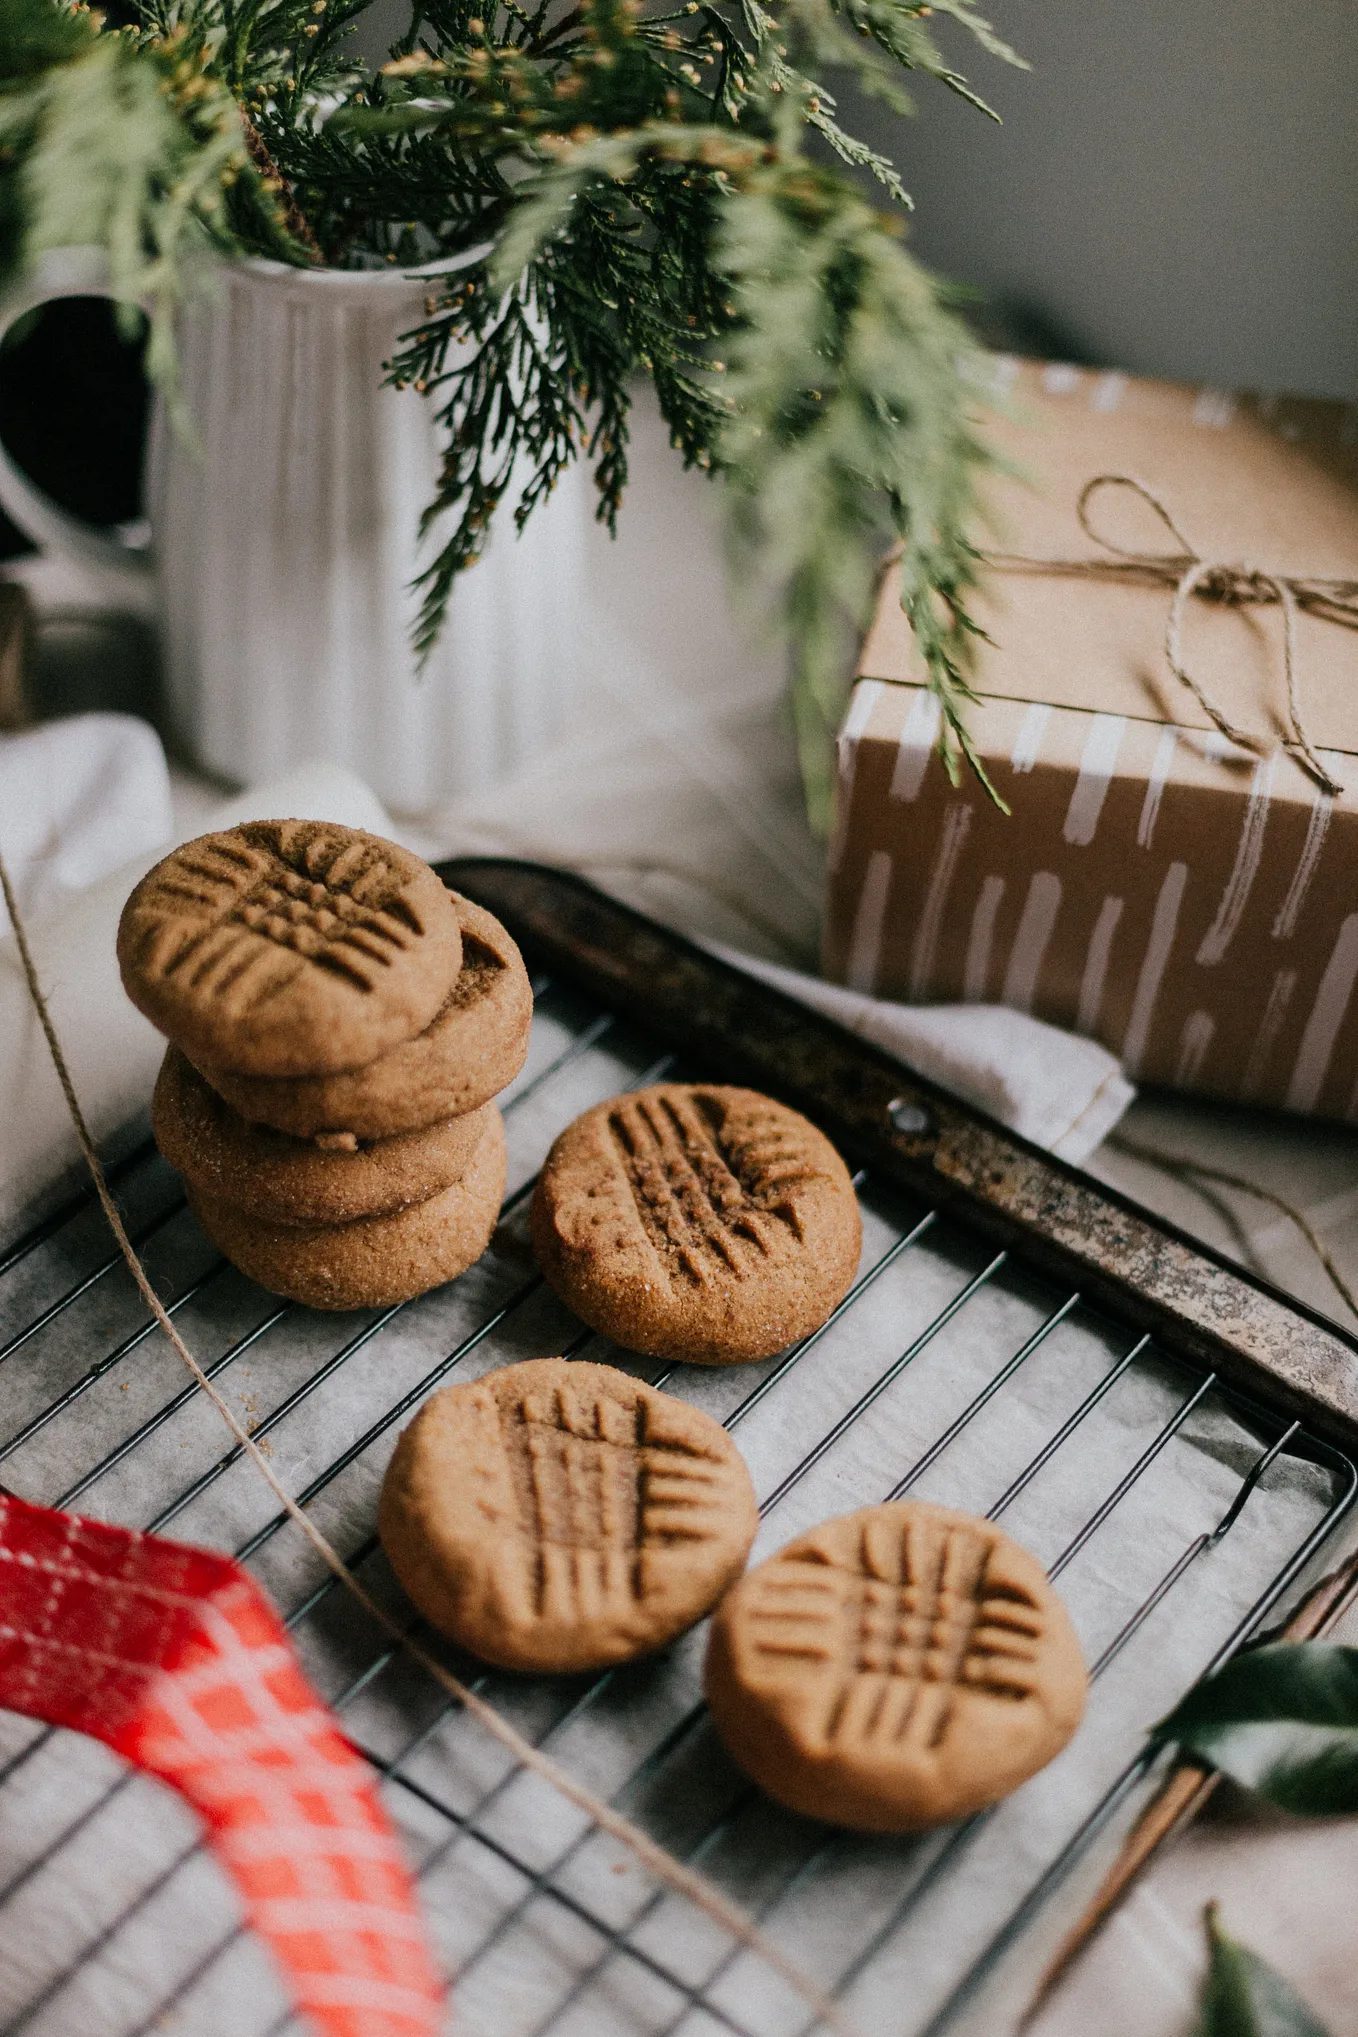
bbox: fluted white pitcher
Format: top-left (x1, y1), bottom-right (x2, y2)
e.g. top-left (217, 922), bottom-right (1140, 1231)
top-left (0, 247), bottom-right (599, 811)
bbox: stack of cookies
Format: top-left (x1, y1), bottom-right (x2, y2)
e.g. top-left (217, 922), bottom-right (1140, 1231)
top-left (118, 819), bottom-right (532, 1310)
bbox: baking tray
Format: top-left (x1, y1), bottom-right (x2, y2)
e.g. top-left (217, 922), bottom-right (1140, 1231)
top-left (1, 855), bottom-right (1356, 2037)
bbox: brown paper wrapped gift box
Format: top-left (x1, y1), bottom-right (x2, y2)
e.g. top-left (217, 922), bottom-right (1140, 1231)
top-left (822, 359), bottom-right (1358, 1118)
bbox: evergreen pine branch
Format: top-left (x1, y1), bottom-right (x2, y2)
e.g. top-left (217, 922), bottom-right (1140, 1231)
top-left (1, 0), bottom-right (1021, 815)
top-left (398, 121), bottom-right (732, 657)
top-left (1, 5), bottom-right (245, 397)
top-left (441, 92), bottom-right (999, 822)
top-left (712, 102), bottom-right (999, 822)
top-left (915, 0), bottom-right (1023, 72)
top-left (821, 0), bottom-right (1024, 117)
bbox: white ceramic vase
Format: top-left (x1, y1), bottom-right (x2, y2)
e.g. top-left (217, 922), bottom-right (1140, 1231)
top-left (0, 246), bottom-right (780, 817)
top-left (0, 249), bottom-right (592, 811)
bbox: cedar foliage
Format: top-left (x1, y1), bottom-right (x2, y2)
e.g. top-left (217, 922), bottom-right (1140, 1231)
top-left (0, 0), bottom-right (1021, 819)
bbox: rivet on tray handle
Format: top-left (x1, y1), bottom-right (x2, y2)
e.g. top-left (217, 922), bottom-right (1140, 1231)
top-left (886, 1096), bottom-right (937, 1142)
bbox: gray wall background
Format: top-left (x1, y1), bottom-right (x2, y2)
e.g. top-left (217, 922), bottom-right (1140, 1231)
top-left (838, 0), bottom-right (1358, 398)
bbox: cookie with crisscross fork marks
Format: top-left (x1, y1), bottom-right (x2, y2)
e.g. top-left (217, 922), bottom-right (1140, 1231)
top-left (705, 1502), bottom-right (1086, 1830)
top-left (379, 1359), bottom-right (758, 1672)
top-left (529, 1085), bottom-right (861, 1364)
top-left (118, 821), bottom-right (461, 1076)
top-left (186, 892), bottom-right (531, 1139)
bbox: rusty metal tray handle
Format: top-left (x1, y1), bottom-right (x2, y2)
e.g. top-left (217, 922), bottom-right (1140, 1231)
top-left (444, 856), bottom-right (1358, 1447)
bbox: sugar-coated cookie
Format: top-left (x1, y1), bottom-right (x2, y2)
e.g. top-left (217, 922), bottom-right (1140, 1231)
top-left (529, 1084), bottom-right (861, 1364)
top-left (153, 1046), bottom-right (493, 1226)
top-left (188, 1106), bottom-right (505, 1309)
top-left (118, 820), bottom-right (462, 1077)
top-left (191, 893), bottom-right (531, 1139)
top-left (704, 1501), bottom-right (1086, 1831)
top-left (379, 1357), bottom-right (758, 1673)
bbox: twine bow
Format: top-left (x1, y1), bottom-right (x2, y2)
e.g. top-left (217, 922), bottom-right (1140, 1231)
top-left (992, 473), bottom-right (1358, 798)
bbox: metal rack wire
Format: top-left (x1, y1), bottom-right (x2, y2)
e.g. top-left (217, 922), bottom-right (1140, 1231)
top-left (0, 951), bottom-right (1354, 2037)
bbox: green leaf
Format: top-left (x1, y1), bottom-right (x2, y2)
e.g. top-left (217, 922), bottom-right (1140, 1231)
top-left (1196, 1905), bottom-right (1331, 2037)
top-left (1153, 1644), bottom-right (1358, 1816)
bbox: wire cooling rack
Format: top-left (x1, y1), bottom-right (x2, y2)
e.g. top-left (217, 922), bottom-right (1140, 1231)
top-left (2, 859), bottom-right (1357, 2037)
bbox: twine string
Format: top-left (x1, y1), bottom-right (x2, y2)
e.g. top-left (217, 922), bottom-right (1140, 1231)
top-left (1074, 474), bottom-right (1196, 562)
top-left (990, 472), bottom-right (1356, 798)
top-left (0, 850), bottom-right (857, 2037)
top-left (1163, 556), bottom-right (1270, 758)
top-left (1108, 1129), bottom-right (1358, 1325)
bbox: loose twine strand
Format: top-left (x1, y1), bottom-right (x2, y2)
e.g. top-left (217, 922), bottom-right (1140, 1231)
top-left (0, 851), bottom-right (856, 2037)
top-left (1108, 1130), bottom-right (1358, 1325)
top-left (989, 473), bottom-right (1358, 799)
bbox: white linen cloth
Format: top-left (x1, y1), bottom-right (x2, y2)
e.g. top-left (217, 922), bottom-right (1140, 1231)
top-left (706, 944), bottom-right (1133, 1162)
top-left (0, 712), bottom-right (172, 932)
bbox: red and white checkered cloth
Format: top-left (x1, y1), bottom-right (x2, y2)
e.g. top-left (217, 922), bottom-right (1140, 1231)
top-left (0, 1490), bottom-right (445, 2037)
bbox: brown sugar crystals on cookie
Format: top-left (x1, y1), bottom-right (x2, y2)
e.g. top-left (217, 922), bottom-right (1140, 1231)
top-left (379, 1357), bottom-right (758, 1673)
top-left (153, 1046), bottom-right (494, 1227)
top-left (189, 1105), bottom-right (506, 1310)
top-left (192, 892), bottom-right (531, 1140)
top-left (529, 1084), bottom-right (861, 1365)
top-left (118, 819), bottom-right (462, 1077)
top-left (704, 1501), bottom-right (1086, 1832)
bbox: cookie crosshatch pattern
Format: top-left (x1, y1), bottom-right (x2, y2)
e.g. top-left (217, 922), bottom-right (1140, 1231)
top-left (752, 1512), bottom-right (1052, 1709)
top-left (532, 1084), bottom-right (862, 1363)
top-left (118, 823), bottom-right (463, 1075)
top-left (0, 863), bottom-right (1355, 2037)
top-left (200, 890), bottom-right (534, 1141)
top-left (228, 856), bottom-right (422, 964)
top-left (705, 1505), bottom-right (1087, 1832)
top-left (379, 1360), bottom-right (758, 1672)
top-left (608, 1089), bottom-right (832, 1268)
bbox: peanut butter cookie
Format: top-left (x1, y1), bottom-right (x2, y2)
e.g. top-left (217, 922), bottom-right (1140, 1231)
top-left (379, 1357), bottom-right (758, 1673)
top-left (118, 821), bottom-right (462, 1077)
top-left (704, 1501), bottom-right (1086, 1831)
top-left (188, 1105), bottom-right (505, 1309)
top-left (153, 1046), bottom-right (493, 1226)
top-left (529, 1085), bottom-right (861, 1365)
top-left (190, 893), bottom-right (531, 1139)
